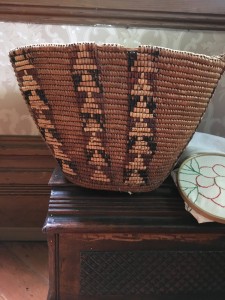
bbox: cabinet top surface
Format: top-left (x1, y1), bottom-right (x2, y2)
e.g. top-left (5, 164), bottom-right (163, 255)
top-left (44, 167), bottom-right (225, 233)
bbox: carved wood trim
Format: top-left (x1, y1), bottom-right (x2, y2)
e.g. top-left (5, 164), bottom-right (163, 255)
top-left (0, 135), bottom-right (56, 239)
top-left (0, 0), bottom-right (225, 30)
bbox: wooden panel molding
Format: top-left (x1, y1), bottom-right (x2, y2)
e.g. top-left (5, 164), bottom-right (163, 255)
top-left (0, 0), bottom-right (225, 30)
top-left (0, 135), bottom-right (56, 240)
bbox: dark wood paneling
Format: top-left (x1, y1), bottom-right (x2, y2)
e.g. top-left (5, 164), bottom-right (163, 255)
top-left (0, 135), bottom-right (56, 239)
top-left (0, 0), bottom-right (225, 29)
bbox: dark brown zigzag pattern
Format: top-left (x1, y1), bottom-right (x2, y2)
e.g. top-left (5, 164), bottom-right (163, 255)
top-left (71, 44), bottom-right (111, 183)
top-left (10, 48), bottom-right (77, 176)
top-left (124, 48), bottom-right (158, 186)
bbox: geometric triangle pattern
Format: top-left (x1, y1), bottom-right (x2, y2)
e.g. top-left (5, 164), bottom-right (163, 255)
top-left (72, 44), bottom-right (110, 183)
top-left (10, 49), bottom-right (77, 176)
top-left (10, 43), bottom-right (225, 191)
top-left (124, 49), bottom-right (158, 186)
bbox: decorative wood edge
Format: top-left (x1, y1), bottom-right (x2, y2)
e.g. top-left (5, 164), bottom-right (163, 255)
top-left (0, 135), bottom-right (56, 185)
top-left (0, 0), bottom-right (225, 30)
top-left (43, 217), bottom-right (225, 234)
top-left (0, 135), bottom-right (56, 238)
top-left (0, 184), bottom-right (51, 194)
top-left (0, 135), bottom-right (53, 156)
top-left (47, 233), bottom-right (59, 300)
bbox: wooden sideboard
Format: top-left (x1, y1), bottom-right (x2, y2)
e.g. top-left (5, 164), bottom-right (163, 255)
top-left (43, 167), bottom-right (225, 300)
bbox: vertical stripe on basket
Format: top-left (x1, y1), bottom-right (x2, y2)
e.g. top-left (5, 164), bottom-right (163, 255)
top-left (72, 43), bottom-right (111, 184)
top-left (124, 47), bottom-right (158, 186)
top-left (97, 45), bottom-right (129, 187)
top-left (35, 45), bottom-right (92, 182)
top-left (148, 48), bottom-right (225, 189)
top-left (10, 48), bottom-right (78, 177)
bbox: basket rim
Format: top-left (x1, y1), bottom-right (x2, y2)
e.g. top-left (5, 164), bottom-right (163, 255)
top-left (9, 42), bottom-right (223, 61)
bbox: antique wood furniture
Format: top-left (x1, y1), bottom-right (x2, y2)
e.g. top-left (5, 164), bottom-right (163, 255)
top-left (1, 0), bottom-right (225, 240)
top-left (43, 167), bottom-right (225, 300)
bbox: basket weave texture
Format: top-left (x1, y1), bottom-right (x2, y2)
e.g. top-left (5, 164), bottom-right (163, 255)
top-left (9, 43), bottom-right (225, 192)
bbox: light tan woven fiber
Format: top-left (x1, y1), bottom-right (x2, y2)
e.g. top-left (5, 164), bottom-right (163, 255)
top-left (9, 43), bottom-right (225, 192)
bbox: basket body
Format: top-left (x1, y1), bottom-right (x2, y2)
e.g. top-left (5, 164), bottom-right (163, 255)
top-left (9, 43), bottom-right (225, 192)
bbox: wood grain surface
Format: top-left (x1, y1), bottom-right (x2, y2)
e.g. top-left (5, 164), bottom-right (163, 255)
top-left (0, 242), bottom-right (48, 300)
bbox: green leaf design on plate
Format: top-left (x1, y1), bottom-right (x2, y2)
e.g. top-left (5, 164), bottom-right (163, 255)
top-left (190, 157), bottom-right (200, 173)
top-left (180, 181), bottom-right (199, 204)
top-left (180, 158), bottom-right (201, 176)
top-left (180, 180), bottom-right (197, 188)
top-left (187, 186), bottom-right (198, 203)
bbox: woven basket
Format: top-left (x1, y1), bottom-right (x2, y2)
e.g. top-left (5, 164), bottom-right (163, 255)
top-left (9, 43), bottom-right (225, 192)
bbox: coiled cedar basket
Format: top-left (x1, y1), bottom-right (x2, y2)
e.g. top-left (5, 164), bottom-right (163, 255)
top-left (9, 43), bottom-right (225, 192)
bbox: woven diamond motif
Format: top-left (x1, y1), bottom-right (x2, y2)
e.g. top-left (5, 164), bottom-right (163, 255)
top-left (80, 250), bottom-right (225, 296)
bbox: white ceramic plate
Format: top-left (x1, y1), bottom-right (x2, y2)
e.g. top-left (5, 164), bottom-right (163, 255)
top-left (178, 153), bottom-right (225, 223)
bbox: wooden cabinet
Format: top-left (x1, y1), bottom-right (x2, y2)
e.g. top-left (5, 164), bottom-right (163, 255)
top-left (44, 167), bottom-right (225, 300)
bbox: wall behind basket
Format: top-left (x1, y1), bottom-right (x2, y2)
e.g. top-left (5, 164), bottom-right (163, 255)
top-left (1, 22), bottom-right (225, 137)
